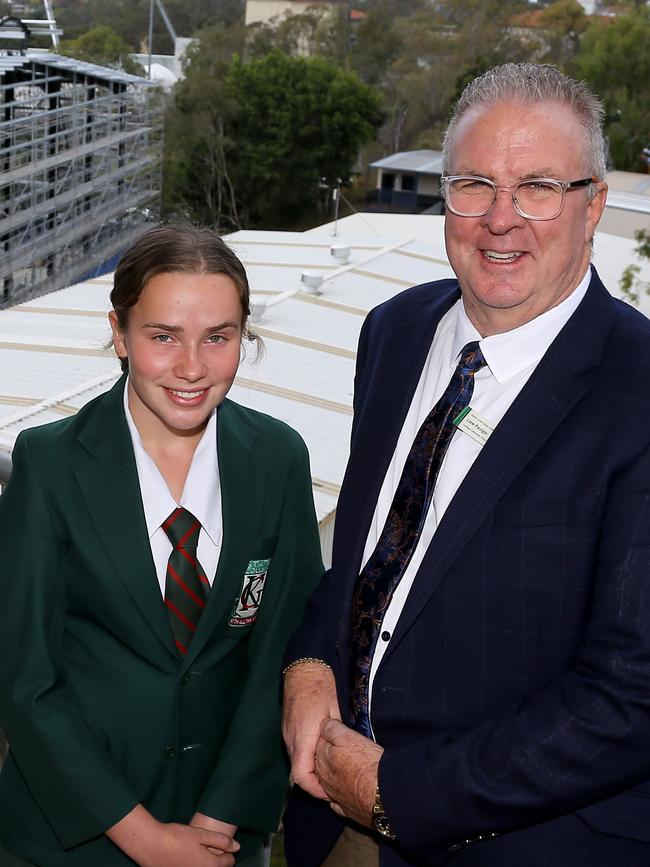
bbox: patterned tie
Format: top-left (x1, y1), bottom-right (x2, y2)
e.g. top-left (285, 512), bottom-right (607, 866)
top-left (350, 342), bottom-right (487, 736)
top-left (162, 507), bottom-right (210, 656)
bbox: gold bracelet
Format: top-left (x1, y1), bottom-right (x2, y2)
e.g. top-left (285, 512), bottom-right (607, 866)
top-left (282, 657), bottom-right (331, 676)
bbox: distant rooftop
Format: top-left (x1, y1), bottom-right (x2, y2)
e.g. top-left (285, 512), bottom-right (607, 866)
top-left (369, 150), bottom-right (444, 176)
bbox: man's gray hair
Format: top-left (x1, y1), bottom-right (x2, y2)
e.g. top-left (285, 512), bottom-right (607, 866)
top-left (442, 63), bottom-right (607, 180)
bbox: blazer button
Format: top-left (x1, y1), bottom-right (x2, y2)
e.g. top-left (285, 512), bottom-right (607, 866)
top-left (163, 745), bottom-right (176, 759)
top-left (180, 672), bottom-right (191, 686)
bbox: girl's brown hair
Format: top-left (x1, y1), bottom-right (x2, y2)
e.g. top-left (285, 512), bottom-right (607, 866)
top-left (110, 224), bottom-right (257, 372)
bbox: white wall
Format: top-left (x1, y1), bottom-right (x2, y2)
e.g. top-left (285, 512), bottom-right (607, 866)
top-left (245, 0), bottom-right (334, 26)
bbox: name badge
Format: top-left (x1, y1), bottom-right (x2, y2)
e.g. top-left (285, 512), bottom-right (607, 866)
top-left (453, 406), bottom-right (495, 447)
top-left (229, 558), bottom-right (271, 627)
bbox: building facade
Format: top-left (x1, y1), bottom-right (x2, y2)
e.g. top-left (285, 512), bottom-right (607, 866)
top-left (0, 51), bottom-right (162, 307)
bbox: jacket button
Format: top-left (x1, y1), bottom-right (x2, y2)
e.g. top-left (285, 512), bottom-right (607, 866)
top-left (180, 673), bottom-right (191, 686)
top-left (163, 745), bottom-right (176, 759)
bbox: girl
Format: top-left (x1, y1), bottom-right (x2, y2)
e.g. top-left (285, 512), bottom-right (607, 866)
top-left (0, 225), bottom-right (323, 866)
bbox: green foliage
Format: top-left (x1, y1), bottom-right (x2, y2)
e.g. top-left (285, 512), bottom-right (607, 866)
top-left (157, 0), bottom-right (649, 225)
top-left (59, 24), bottom-right (142, 74)
top-left (355, 0), bottom-right (532, 154)
top-left (164, 46), bottom-right (383, 229)
top-left (349, 1), bottom-right (405, 86)
top-left (54, 0), bottom-right (244, 54)
top-left (537, 0), bottom-right (588, 67)
top-left (619, 229), bottom-right (650, 306)
top-left (264, 5), bottom-right (348, 62)
top-left (162, 23), bottom-right (242, 225)
top-left (575, 10), bottom-right (650, 170)
top-left (538, 0), bottom-right (587, 34)
top-left (55, 0), bottom-right (153, 50)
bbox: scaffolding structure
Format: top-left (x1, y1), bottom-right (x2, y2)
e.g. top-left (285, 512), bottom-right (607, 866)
top-left (0, 51), bottom-right (163, 307)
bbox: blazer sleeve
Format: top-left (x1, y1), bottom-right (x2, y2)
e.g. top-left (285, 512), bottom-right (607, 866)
top-left (0, 433), bottom-right (139, 849)
top-left (196, 434), bottom-right (324, 833)
top-left (379, 438), bottom-right (650, 863)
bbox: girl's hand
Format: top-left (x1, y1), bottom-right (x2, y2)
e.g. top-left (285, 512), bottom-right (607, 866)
top-left (106, 804), bottom-right (240, 866)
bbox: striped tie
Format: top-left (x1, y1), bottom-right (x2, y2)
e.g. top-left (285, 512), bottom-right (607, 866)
top-left (162, 507), bottom-right (210, 656)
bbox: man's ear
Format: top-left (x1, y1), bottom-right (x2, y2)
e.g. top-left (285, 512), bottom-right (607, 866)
top-left (585, 181), bottom-right (608, 243)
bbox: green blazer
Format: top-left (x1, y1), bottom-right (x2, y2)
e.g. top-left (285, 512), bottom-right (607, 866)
top-left (0, 376), bottom-right (323, 865)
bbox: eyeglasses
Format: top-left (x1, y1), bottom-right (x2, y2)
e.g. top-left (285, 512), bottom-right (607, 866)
top-left (441, 175), bottom-right (598, 221)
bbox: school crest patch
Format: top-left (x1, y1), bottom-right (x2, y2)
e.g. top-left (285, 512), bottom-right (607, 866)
top-left (229, 558), bottom-right (271, 627)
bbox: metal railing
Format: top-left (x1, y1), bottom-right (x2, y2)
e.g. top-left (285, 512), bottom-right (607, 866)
top-left (0, 451), bottom-right (9, 762)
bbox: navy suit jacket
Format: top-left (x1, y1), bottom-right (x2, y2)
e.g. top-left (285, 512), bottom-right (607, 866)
top-left (284, 269), bottom-right (650, 867)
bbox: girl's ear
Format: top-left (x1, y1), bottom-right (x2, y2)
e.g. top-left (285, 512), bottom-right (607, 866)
top-left (108, 310), bottom-right (128, 361)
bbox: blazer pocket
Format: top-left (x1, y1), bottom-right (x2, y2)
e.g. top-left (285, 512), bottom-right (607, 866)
top-left (575, 783), bottom-right (650, 842)
top-left (490, 492), bottom-right (604, 528)
top-left (227, 535), bottom-right (279, 629)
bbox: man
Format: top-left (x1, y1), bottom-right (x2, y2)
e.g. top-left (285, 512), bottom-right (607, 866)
top-left (281, 63), bottom-right (650, 867)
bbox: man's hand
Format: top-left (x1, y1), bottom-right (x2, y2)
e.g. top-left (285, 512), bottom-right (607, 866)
top-left (315, 718), bottom-right (383, 828)
top-left (106, 804), bottom-right (240, 867)
top-left (282, 662), bottom-right (340, 799)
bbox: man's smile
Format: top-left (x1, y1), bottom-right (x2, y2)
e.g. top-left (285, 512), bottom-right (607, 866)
top-left (481, 250), bottom-right (525, 263)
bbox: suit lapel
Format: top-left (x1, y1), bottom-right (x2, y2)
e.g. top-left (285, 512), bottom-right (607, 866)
top-left (387, 272), bottom-right (618, 653)
top-left (74, 377), bottom-right (178, 661)
top-left (182, 399), bottom-right (257, 668)
top-left (335, 282), bottom-right (461, 632)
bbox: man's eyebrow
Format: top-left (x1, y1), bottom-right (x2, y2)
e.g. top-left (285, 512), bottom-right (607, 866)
top-left (451, 169), bottom-right (560, 181)
top-left (518, 170), bottom-right (561, 180)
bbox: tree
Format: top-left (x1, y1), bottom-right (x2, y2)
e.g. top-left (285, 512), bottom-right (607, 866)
top-left (575, 10), bottom-right (650, 170)
top-left (361, 0), bottom-right (532, 154)
top-left (55, 0), bottom-right (153, 51)
top-left (59, 24), bottom-right (143, 74)
top-left (537, 0), bottom-right (587, 67)
top-left (54, 0), bottom-right (244, 54)
top-left (620, 229), bottom-right (650, 306)
top-left (162, 23), bottom-right (244, 227)
top-left (349, 0), bottom-right (406, 86)
top-left (164, 46), bottom-right (383, 229)
top-left (260, 5), bottom-right (348, 62)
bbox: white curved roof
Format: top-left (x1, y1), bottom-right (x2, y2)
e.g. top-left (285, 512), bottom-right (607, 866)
top-left (1, 213), bottom-right (648, 526)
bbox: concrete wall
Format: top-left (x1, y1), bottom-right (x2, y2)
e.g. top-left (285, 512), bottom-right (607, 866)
top-left (599, 207), bottom-right (650, 240)
top-left (418, 175), bottom-right (441, 196)
top-left (245, 0), bottom-right (334, 25)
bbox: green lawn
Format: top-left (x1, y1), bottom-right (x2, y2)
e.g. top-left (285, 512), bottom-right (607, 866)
top-left (270, 830), bottom-right (287, 867)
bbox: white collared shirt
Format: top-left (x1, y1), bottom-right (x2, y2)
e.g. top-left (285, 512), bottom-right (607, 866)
top-left (123, 381), bottom-right (223, 595)
top-left (365, 269), bottom-right (592, 720)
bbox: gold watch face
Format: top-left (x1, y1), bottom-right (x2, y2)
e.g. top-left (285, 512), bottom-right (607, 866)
top-left (374, 813), bottom-right (395, 839)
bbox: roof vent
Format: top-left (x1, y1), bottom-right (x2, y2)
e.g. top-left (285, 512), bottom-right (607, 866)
top-left (250, 300), bottom-right (267, 323)
top-left (300, 270), bottom-right (324, 294)
top-left (330, 244), bottom-right (351, 264)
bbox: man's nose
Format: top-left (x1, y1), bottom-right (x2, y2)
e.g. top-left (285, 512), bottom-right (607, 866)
top-left (482, 188), bottom-right (526, 233)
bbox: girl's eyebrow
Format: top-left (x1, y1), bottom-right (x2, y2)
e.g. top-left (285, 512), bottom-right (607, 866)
top-left (142, 321), bottom-right (240, 332)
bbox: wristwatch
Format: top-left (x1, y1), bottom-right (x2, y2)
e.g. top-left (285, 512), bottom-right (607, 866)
top-left (372, 785), bottom-right (396, 840)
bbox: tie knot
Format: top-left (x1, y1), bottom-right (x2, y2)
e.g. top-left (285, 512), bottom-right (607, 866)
top-left (457, 341), bottom-right (487, 376)
top-left (162, 507), bottom-right (201, 550)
